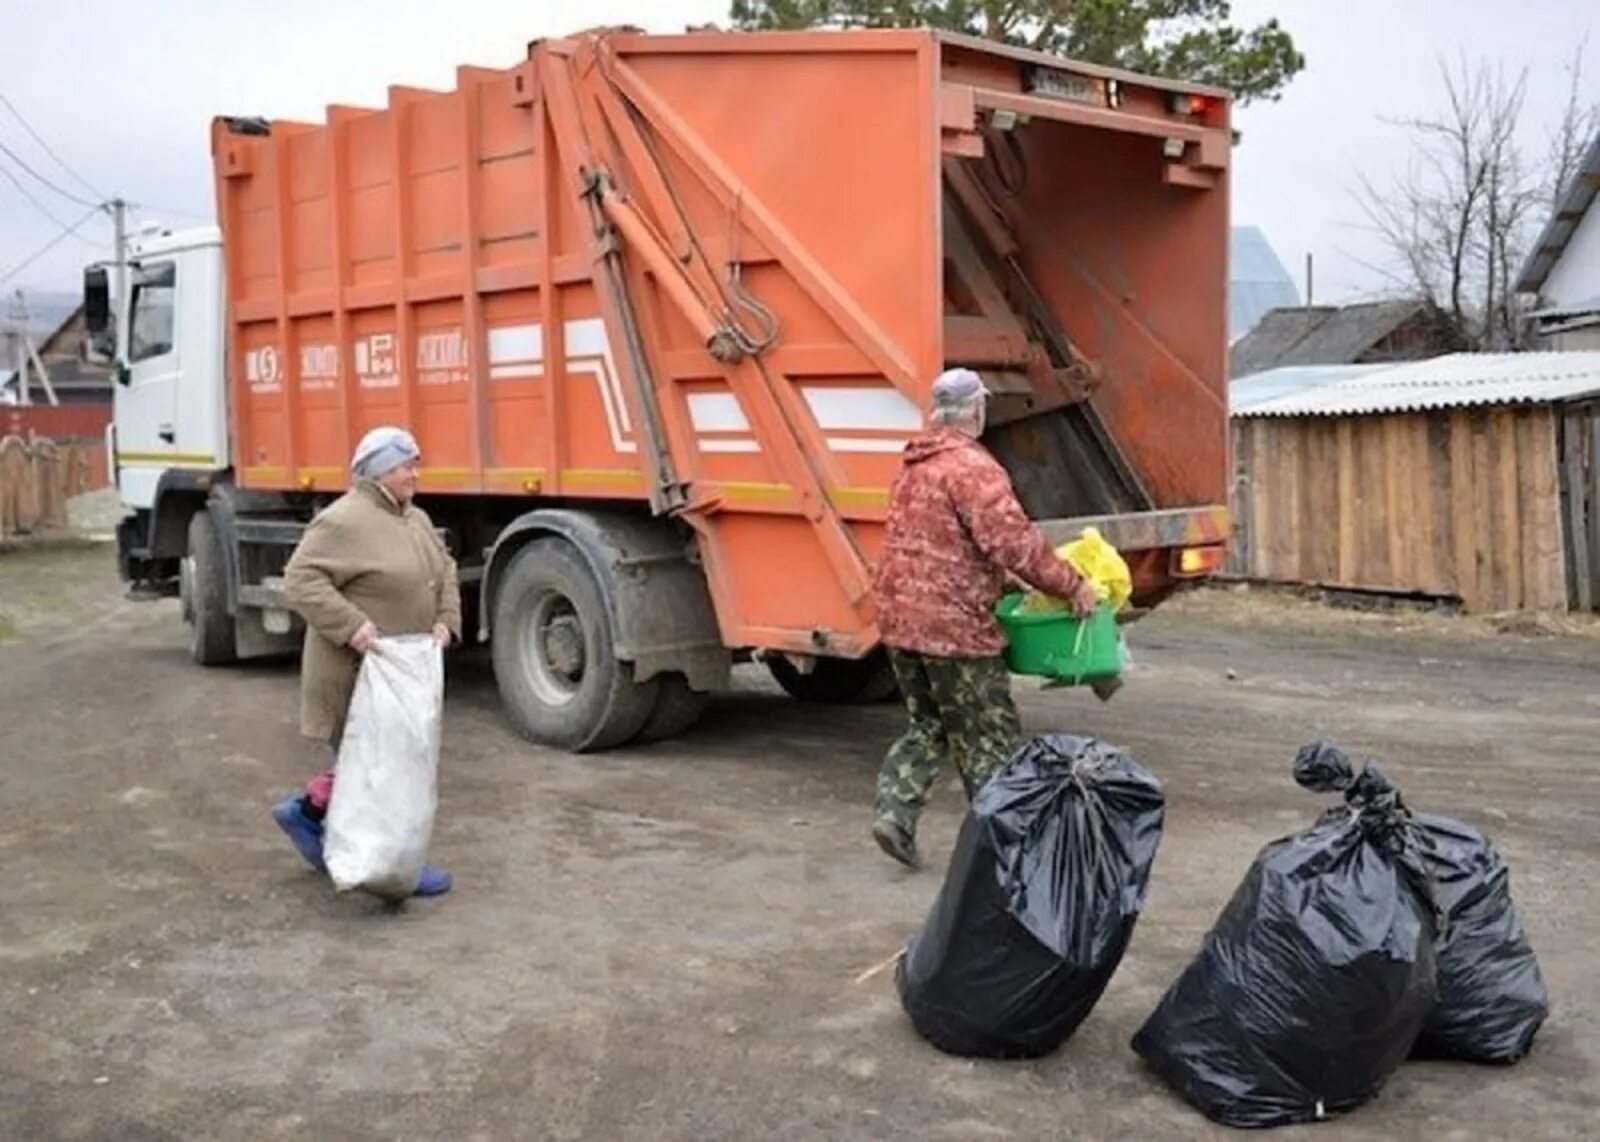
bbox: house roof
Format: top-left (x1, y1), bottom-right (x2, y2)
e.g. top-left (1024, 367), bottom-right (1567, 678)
top-left (2, 303), bottom-right (113, 399)
top-left (1517, 128), bottom-right (1600, 293)
top-left (1528, 294), bottom-right (1600, 335)
top-left (1229, 299), bottom-right (1433, 378)
top-left (1236, 351), bottom-right (1600, 418)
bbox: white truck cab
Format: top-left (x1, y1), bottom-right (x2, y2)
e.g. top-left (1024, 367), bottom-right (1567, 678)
top-left (83, 223), bottom-right (299, 662)
top-left (88, 224), bottom-right (229, 511)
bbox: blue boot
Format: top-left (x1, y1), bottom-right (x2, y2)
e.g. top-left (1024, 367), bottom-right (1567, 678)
top-left (272, 794), bottom-right (326, 872)
top-left (414, 864), bottom-right (453, 897)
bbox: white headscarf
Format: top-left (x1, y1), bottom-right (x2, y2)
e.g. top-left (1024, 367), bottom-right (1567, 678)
top-left (350, 426), bottom-right (420, 481)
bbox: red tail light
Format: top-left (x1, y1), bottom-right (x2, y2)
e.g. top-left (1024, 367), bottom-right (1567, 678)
top-left (1173, 545), bottom-right (1226, 577)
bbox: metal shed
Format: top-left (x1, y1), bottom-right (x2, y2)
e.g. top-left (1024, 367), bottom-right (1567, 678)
top-left (1228, 352), bottom-right (1600, 612)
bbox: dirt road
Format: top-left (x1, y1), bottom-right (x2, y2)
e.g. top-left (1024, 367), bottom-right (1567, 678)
top-left (2, 546), bottom-right (1596, 1140)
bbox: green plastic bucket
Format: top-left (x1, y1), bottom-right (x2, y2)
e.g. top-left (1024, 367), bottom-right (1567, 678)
top-left (996, 595), bottom-right (1124, 683)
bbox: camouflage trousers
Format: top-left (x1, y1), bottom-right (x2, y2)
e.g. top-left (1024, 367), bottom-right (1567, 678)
top-left (873, 650), bottom-right (1021, 836)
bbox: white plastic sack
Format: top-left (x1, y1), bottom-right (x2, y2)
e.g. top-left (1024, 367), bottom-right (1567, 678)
top-left (324, 634), bottom-right (443, 900)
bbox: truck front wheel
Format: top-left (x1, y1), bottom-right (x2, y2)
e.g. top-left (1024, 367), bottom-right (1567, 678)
top-left (183, 508), bottom-right (237, 666)
top-left (492, 537), bottom-right (660, 752)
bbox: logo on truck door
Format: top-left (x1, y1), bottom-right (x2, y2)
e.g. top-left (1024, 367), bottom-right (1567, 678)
top-left (416, 328), bottom-right (468, 387)
top-left (300, 344), bottom-right (339, 393)
top-left (244, 346), bottom-right (281, 393)
top-left (354, 333), bottom-right (398, 389)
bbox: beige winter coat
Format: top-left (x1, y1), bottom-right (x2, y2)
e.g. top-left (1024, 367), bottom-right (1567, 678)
top-left (283, 481), bottom-right (462, 740)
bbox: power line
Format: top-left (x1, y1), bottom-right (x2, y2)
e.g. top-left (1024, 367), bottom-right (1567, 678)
top-left (0, 140), bottom-right (99, 209)
top-left (0, 206), bottom-right (104, 287)
top-left (0, 92), bottom-right (106, 202)
top-left (0, 153), bottom-right (106, 247)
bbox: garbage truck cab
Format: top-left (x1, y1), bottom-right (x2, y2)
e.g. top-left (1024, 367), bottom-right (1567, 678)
top-left (86, 225), bottom-right (228, 581)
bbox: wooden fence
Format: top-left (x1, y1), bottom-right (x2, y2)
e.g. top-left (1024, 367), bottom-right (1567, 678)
top-left (1558, 401), bottom-right (1600, 611)
top-left (0, 434), bottom-right (109, 539)
top-left (1228, 406), bottom-right (1573, 612)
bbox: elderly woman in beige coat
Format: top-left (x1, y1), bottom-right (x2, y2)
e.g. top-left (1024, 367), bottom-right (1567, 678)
top-left (271, 426), bottom-right (461, 896)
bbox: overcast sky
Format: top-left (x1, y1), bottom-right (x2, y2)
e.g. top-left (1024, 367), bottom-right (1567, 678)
top-left (0, 0), bottom-right (1595, 307)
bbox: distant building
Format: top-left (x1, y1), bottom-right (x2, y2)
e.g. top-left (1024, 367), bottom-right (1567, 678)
top-left (1518, 128), bottom-right (1600, 350)
top-left (1228, 298), bottom-right (1464, 380)
top-left (1, 305), bottom-right (114, 440)
top-left (1229, 226), bottom-right (1299, 343)
top-left (1228, 352), bottom-right (1600, 613)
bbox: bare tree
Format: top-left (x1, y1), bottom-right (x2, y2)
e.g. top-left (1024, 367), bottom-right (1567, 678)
top-left (1547, 39), bottom-right (1600, 208)
top-left (1355, 53), bottom-right (1595, 350)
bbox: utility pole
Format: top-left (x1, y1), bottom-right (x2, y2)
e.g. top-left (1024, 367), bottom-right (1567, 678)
top-left (5, 289), bottom-right (27, 406)
top-left (110, 197), bottom-right (128, 361)
top-left (1305, 252), bottom-right (1314, 307)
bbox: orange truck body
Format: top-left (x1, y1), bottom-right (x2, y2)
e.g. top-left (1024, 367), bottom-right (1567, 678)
top-left (212, 27), bottom-right (1230, 659)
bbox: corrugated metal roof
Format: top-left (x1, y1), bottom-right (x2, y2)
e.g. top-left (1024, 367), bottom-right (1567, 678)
top-left (1517, 128), bottom-right (1600, 293)
top-left (1230, 364), bottom-right (1387, 414)
top-left (1236, 352), bottom-right (1600, 418)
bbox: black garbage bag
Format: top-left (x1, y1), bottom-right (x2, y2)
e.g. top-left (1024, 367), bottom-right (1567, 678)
top-left (1132, 742), bottom-right (1440, 1128)
top-left (1410, 812), bottom-right (1548, 1062)
top-left (1303, 745), bottom-right (1548, 1063)
top-left (896, 734), bottom-right (1164, 1058)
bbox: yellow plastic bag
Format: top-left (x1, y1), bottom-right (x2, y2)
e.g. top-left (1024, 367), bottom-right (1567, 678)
top-left (1018, 527), bottom-right (1133, 614)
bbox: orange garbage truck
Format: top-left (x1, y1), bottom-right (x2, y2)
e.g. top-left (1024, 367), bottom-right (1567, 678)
top-left (88, 27), bottom-right (1231, 751)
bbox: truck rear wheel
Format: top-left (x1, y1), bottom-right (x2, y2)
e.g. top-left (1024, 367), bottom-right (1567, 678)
top-left (183, 508), bottom-right (237, 667)
top-left (635, 674), bottom-right (711, 743)
top-left (767, 648), bottom-right (896, 704)
top-left (492, 537), bottom-right (660, 752)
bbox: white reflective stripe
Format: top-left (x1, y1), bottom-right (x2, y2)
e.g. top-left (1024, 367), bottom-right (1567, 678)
top-left (826, 437), bottom-right (908, 454)
top-left (687, 392), bottom-right (750, 433)
top-left (567, 317), bottom-right (636, 451)
top-left (485, 317), bottom-right (639, 455)
top-left (802, 386), bottom-right (922, 432)
top-left (568, 358), bottom-right (637, 454)
top-left (698, 438), bottom-right (760, 453)
top-left (487, 324), bottom-right (543, 364)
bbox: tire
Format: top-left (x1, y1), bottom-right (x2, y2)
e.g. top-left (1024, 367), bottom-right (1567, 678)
top-left (859, 649), bottom-right (901, 703)
top-left (768, 648), bottom-right (894, 704)
top-left (491, 537), bottom-right (660, 752)
top-left (184, 508), bottom-right (236, 666)
top-left (635, 674), bottom-right (711, 744)
top-left (459, 582), bottom-right (483, 648)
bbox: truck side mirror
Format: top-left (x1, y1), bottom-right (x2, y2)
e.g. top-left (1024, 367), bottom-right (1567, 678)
top-left (82, 265), bottom-right (118, 370)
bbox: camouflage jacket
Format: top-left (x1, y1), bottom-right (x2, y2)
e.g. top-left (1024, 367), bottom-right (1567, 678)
top-left (874, 428), bottom-right (1085, 658)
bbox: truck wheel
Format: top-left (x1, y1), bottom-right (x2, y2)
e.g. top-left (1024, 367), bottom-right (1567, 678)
top-left (767, 648), bottom-right (895, 704)
top-left (859, 650), bottom-right (901, 703)
top-left (183, 508), bottom-right (237, 666)
top-left (635, 674), bottom-right (711, 744)
top-left (492, 537), bottom-right (660, 752)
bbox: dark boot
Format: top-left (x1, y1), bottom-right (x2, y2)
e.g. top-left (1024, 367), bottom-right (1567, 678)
top-left (872, 818), bottom-right (921, 870)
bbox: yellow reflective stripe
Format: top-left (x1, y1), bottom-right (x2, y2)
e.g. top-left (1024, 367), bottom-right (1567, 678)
top-left (560, 468), bottom-right (645, 487)
top-left (831, 487), bottom-right (889, 509)
top-left (718, 481), bottom-right (792, 502)
top-left (117, 450), bottom-right (218, 468)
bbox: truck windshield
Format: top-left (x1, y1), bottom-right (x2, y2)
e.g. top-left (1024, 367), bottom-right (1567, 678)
top-left (129, 260), bottom-right (176, 362)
